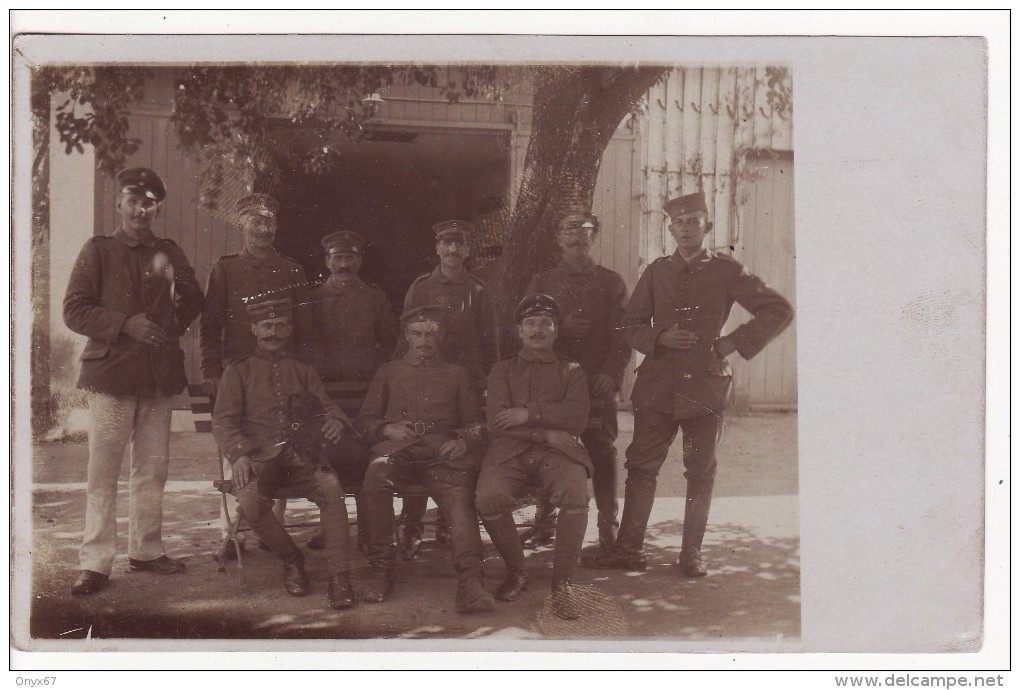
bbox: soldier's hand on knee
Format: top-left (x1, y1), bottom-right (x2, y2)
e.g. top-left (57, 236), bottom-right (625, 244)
top-left (321, 417), bottom-right (345, 443)
top-left (439, 439), bottom-right (468, 461)
top-left (658, 326), bottom-right (698, 351)
top-left (545, 430), bottom-right (581, 453)
top-left (382, 421), bottom-right (417, 441)
top-left (123, 313), bottom-right (168, 347)
top-left (233, 456), bottom-right (254, 489)
top-left (493, 407), bottom-right (529, 430)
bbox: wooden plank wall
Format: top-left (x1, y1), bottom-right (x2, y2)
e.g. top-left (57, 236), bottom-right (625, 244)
top-left (94, 107), bottom-right (239, 386)
top-left (637, 66), bottom-right (796, 410)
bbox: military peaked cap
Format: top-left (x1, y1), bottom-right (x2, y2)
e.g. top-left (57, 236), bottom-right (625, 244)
top-left (237, 193), bottom-right (279, 220)
top-left (321, 230), bottom-right (366, 255)
top-left (116, 167), bottom-right (166, 202)
top-left (662, 191), bottom-right (708, 219)
top-left (558, 210), bottom-right (600, 233)
top-left (246, 297), bottom-right (293, 324)
top-left (400, 304), bottom-right (446, 328)
top-left (433, 219), bottom-right (474, 241)
top-left (515, 293), bottom-right (560, 322)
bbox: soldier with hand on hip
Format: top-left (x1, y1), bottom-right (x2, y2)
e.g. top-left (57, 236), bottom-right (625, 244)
top-left (582, 191), bottom-right (793, 577)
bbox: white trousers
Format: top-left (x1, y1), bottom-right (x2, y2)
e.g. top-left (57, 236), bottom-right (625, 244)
top-left (79, 392), bottom-right (174, 575)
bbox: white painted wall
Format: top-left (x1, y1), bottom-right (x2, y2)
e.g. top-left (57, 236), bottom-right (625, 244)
top-left (48, 92), bottom-right (96, 394)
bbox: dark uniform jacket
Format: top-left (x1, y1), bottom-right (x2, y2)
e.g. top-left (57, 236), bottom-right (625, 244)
top-left (309, 276), bottom-right (397, 383)
top-left (200, 247), bottom-right (313, 379)
top-left (403, 266), bottom-right (499, 390)
top-left (526, 260), bottom-right (631, 390)
top-left (483, 350), bottom-right (592, 474)
top-left (63, 228), bottom-right (204, 397)
top-left (357, 352), bottom-right (483, 470)
top-left (624, 248), bottom-right (793, 419)
top-left (212, 348), bottom-right (348, 464)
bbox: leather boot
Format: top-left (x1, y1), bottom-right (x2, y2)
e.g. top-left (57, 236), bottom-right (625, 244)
top-left (362, 563), bottom-right (394, 603)
top-left (455, 574), bottom-right (495, 613)
top-left (597, 522), bottom-right (618, 552)
top-left (551, 577), bottom-right (581, 620)
top-left (282, 554), bottom-right (309, 597)
top-left (677, 548), bottom-right (708, 578)
top-left (327, 571), bottom-right (356, 609)
top-left (481, 514), bottom-right (526, 571)
top-left (495, 567), bottom-right (529, 602)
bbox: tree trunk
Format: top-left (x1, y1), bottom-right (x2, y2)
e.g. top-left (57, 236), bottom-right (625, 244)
top-left (495, 66), bottom-right (664, 346)
top-left (31, 73), bottom-right (53, 434)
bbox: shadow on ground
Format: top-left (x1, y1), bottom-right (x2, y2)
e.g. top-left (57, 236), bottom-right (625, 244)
top-left (30, 489), bottom-right (797, 641)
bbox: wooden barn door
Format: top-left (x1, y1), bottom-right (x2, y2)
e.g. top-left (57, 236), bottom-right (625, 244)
top-left (729, 152), bottom-right (797, 412)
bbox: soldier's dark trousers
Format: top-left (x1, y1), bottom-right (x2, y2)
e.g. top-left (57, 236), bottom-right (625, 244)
top-left (476, 449), bottom-right (590, 581)
top-left (361, 454), bottom-right (483, 581)
top-left (616, 409), bottom-right (721, 556)
top-left (532, 396), bottom-right (619, 532)
top-left (237, 454), bottom-right (352, 572)
top-left (583, 395), bottom-right (619, 529)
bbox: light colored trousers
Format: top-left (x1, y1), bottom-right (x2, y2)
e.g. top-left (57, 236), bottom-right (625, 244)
top-left (79, 392), bottom-right (174, 575)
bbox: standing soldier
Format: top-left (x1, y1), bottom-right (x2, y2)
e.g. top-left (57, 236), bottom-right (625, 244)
top-left (524, 210), bottom-right (631, 552)
top-left (310, 230), bottom-right (397, 391)
top-left (582, 191), bottom-right (793, 577)
top-left (399, 220), bottom-right (500, 555)
top-left (475, 294), bottom-right (591, 621)
top-left (304, 230), bottom-right (397, 550)
top-left (64, 167), bottom-right (204, 596)
top-left (356, 305), bottom-right (491, 613)
top-left (200, 193), bottom-right (313, 554)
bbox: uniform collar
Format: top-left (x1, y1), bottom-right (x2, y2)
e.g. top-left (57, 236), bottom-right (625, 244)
top-left (433, 265), bottom-right (469, 284)
top-left (402, 350), bottom-right (443, 367)
top-left (240, 246), bottom-right (280, 266)
top-left (324, 274), bottom-right (363, 294)
top-left (113, 227), bottom-right (157, 248)
top-left (555, 258), bottom-right (597, 275)
top-left (252, 346), bottom-right (291, 361)
top-left (517, 347), bottom-right (558, 364)
top-left (670, 247), bottom-right (713, 272)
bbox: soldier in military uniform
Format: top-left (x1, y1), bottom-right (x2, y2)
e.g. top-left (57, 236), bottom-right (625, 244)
top-left (64, 168), bottom-right (204, 596)
top-left (523, 210), bottom-right (631, 552)
top-left (475, 294), bottom-right (591, 620)
top-left (304, 229), bottom-right (396, 550)
top-left (582, 191), bottom-right (793, 577)
top-left (399, 220), bottom-right (500, 554)
top-left (200, 193), bottom-right (313, 552)
top-left (200, 193), bottom-right (313, 394)
top-left (212, 298), bottom-right (357, 609)
top-left (355, 305), bottom-right (492, 613)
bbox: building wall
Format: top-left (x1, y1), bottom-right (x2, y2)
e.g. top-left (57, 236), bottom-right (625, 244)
top-left (50, 66), bottom-right (795, 411)
top-left (635, 66), bottom-right (796, 410)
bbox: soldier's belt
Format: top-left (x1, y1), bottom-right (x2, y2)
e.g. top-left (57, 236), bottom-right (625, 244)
top-left (408, 421), bottom-right (454, 437)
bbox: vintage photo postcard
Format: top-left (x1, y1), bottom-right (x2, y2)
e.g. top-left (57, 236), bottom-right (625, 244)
top-left (9, 16), bottom-right (1005, 673)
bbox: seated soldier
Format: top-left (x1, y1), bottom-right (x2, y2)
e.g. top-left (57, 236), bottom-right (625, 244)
top-left (212, 297), bottom-right (357, 609)
top-left (356, 305), bottom-right (493, 614)
top-left (475, 294), bottom-right (592, 620)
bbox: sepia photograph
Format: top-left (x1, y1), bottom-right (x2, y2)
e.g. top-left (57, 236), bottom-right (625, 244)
top-left (9, 12), bottom-right (1004, 673)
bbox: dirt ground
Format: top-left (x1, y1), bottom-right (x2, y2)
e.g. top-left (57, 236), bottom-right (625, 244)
top-left (18, 412), bottom-right (799, 649)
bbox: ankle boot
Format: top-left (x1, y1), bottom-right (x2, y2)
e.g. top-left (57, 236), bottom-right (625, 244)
top-left (551, 577), bottom-right (580, 620)
top-left (327, 571), bottom-right (355, 609)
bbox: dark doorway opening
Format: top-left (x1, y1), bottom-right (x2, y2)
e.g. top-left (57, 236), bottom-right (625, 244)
top-left (269, 126), bottom-right (511, 312)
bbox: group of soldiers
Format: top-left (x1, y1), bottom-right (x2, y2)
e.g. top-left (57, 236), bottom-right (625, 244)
top-left (63, 166), bottom-right (793, 623)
